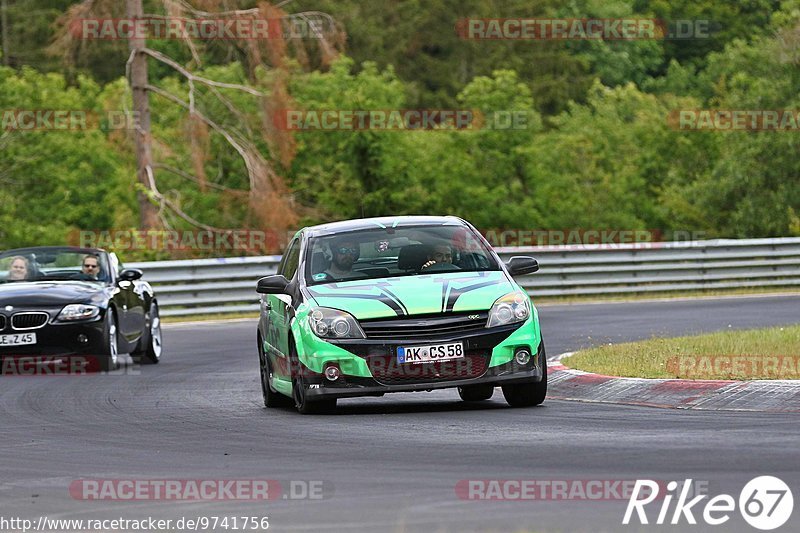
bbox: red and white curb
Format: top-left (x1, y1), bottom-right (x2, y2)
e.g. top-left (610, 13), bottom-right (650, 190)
top-left (547, 353), bottom-right (800, 412)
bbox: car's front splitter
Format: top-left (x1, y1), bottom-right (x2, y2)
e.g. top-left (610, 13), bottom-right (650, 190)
top-left (302, 351), bottom-right (544, 400)
top-left (0, 320), bottom-right (106, 357)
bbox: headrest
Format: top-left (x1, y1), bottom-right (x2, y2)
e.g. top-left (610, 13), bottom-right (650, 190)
top-left (397, 244), bottom-right (430, 270)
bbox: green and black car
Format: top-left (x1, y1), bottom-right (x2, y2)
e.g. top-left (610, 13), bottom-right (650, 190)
top-left (256, 216), bottom-right (545, 413)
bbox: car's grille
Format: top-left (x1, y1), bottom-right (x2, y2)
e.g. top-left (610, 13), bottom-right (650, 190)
top-left (11, 312), bottom-right (49, 330)
top-left (0, 315), bottom-right (6, 331)
top-left (360, 312), bottom-right (489, 340)
top-left (367, 353), bottom-right (489, 385)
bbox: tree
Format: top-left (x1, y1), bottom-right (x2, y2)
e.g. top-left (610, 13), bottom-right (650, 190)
top-left (51, 0), bottom-right (345, 244)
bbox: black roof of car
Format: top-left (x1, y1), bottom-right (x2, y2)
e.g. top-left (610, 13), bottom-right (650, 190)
top-left (302, 216), bottom-right (467, 238)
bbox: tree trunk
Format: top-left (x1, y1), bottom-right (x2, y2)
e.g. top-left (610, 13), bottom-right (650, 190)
top-left (1, 0), bottom-right (10, 66)
top-left (126, 0), bottom-right (159, 229)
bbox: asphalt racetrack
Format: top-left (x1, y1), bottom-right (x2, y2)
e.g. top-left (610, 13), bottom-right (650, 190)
top-left (1, 295), bottom-right (799, 532)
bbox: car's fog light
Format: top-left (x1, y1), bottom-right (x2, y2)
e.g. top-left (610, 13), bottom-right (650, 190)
top-left (77, 334), bottom-right (89, 344)
top-left (324, 364), bottom-right (340, 381)
top-left (514, 348), bottom-right (531, 365)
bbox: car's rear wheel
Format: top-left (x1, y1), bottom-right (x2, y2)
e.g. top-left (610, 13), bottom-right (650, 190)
top-left (133, 301), bottom-right (162, 364)
top-left (98, 311), bottom-right (119, 372)
top-left (502, 342), bottom-right (547, 407)
top-left (457, 384), bottom-right (494, 402)
top-left (258, 335), bottom-right (292, 408)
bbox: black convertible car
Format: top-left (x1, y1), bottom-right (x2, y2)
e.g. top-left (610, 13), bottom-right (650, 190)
top-left (0, 246), bottom-right (162, 371)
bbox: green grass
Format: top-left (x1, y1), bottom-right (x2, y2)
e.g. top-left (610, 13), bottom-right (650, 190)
top-left (565, 325), bottom-right (800, 380)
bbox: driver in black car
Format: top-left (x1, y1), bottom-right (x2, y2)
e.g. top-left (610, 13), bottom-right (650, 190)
top-left (421, 243), bottom-right (454, 270)
top-left (81, 255), bottom-right (100, 279)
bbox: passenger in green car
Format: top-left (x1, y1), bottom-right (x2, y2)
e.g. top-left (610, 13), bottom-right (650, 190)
top-left (421, 244), bottom-right (453, 270)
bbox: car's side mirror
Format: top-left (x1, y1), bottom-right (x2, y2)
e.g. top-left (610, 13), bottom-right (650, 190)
top-left (505, 256), bottom-right (539, 276)
top-left (256, 275), bottom-right (289, 294)
top-left (118, 268), bottom-right (143, 281)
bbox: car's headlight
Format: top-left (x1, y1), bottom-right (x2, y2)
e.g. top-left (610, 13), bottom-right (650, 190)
top-left (308, 307), bottom-right (366, 339)
top-left (487, 292), bottom-right (530, 328)
top-left (57, 304), bottom-right (101, 321)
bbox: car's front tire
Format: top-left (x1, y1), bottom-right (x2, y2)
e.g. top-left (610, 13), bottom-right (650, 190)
top-left (98, 310), bottom-right (120, 372)
top-left (290, 341), bottom-right (336, 414)
top-left (502, 342), bottom-right (547, 407)
top-left (132, 301), bottom-right (162, 365)
top-left (292, 376), bottom-right (336, 414)
top-left (458, 384), bottom-right (494, 402)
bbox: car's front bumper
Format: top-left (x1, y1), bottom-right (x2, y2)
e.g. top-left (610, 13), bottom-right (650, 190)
top-left (303, 358), bottom-right (544, 399)
top-left (0, 317), bottom-right (106, 357)
top-left (288, 309), bottom-right (544, 400)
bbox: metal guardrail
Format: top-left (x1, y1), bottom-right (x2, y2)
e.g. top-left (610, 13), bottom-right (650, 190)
top-left (128, 238), bottom-right (800, 317)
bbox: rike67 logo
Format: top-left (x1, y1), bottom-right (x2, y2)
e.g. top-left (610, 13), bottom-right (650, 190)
top-left (624, 476), bottom-right (794, 530)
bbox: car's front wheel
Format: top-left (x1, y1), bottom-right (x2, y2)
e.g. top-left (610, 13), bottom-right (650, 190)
top-left (289, 342), bottom-right (335, 414)
top-left (458, 384), bottom-right (494, 402)
top-left (98, 311), bottom-right (119, 372)
top-left (258, 335), bottom-right (292, 408)
top-left (502, 342), bottom-right (547, 407)
top-left (133, 301), bottom-right (162, 364)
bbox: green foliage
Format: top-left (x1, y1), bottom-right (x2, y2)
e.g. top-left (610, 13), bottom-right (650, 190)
top-left (1, 0), bottom-right (799, 257)
top-left (0, 66), bottom-right (136, 249)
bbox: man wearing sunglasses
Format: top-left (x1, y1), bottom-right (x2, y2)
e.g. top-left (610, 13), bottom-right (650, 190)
top-left (82, 255), bottom-right (101, 280)
top-left (324, 239), bottom-right (365, 281)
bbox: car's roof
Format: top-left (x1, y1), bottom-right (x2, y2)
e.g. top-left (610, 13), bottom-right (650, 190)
top-left (301, 216), bottom-right (467, 238)
top-left (0, 245), bottom-right (108, 256)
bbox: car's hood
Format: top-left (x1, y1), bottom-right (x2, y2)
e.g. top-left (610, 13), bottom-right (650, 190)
top-left (0, 281), bottom-right (107, 307)
top-left (305, 270), bottom-right (515, 320)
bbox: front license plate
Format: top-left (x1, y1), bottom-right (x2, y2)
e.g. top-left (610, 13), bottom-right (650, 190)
top-left (0, 333), bottom-right (37, 346)
top-left (397, 342), bottom-right (464, 364)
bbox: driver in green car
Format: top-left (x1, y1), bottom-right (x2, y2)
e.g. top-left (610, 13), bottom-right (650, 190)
top-left (324, 238), bottom-right (366, 281)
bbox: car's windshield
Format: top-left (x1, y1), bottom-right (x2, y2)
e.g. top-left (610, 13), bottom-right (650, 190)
top-left (0, 249), bottom-right (109, 284)
top-left (306, 224), bottom-right (499, 285)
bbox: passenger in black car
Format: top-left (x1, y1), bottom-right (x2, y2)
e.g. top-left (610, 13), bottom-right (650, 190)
top-left (7, 256), bottom-right (30, 281)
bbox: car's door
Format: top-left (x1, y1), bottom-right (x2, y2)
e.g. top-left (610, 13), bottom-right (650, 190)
top-left (123, 258), bottom-right (148, 341)
top-left (110, 253), bottom-right (143, 342)
top-left (266, 238), bottom-right (301, 382)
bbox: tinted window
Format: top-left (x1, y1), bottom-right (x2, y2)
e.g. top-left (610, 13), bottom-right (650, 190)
top-left (306, 224), bottom-right (498, 285)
